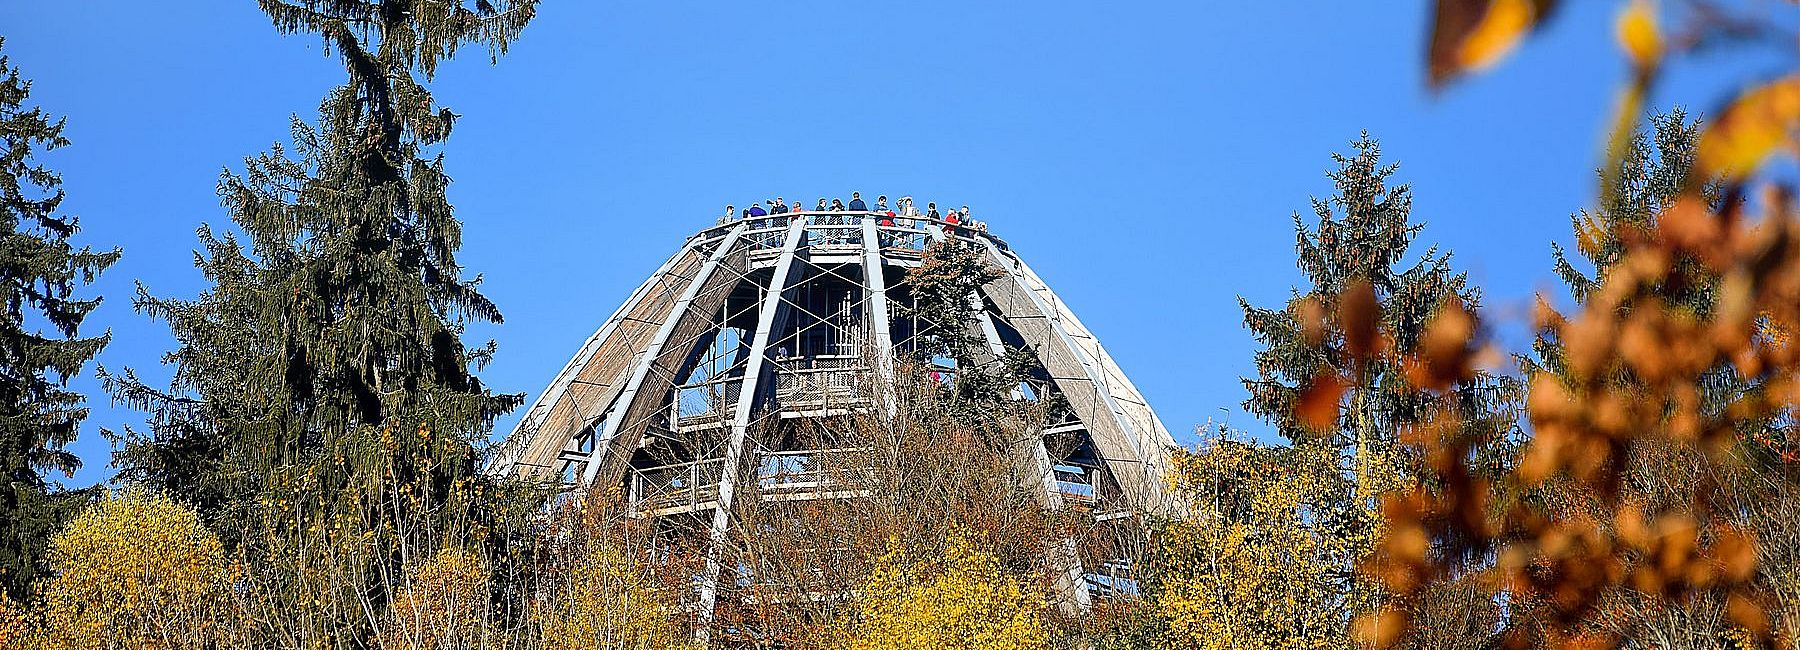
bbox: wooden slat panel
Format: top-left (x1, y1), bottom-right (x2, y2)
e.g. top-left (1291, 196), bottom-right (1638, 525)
top-left (512, 249), bottom-right (709, 479)
top-left (588, 246), bottom-right (751, 487)
top-left (979, 271), bottom-right (1162, 508)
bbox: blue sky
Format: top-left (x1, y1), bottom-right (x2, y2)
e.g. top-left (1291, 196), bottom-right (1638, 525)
top-left (1, 1), bottom-right (1791, 487)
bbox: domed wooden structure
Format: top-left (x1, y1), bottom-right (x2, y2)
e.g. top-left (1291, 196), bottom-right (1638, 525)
top-left (491, 209), bottom-right (1176, 631)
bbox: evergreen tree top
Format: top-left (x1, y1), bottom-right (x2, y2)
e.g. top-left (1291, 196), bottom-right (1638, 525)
top-left (1241, 133), bottom-right (1503, 448)
top-left (1288, 134), bottom-right (1470, 309)
top-left (1551, 110), bottom-right (1709, 306)
top-left (109, 2), bottom-right (535, 515)
top-left (0, 37), bottom-right (120, 486)
top-left (259, 0), bottom-right (537, 78)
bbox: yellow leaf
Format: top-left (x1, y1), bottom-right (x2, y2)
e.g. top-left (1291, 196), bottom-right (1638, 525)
top-left (1616, 0), bottom-right (1661, 70)
top-left (1696, 75), bottom-right (1800, 182)
top-left (1458, 0), bottom-right (1536, 71)
top-left (1573, 212), bottom-right (1607, 258)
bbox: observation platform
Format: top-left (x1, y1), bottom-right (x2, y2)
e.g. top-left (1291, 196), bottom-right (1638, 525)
top-left (689, 211), bottom-right (1009, 270)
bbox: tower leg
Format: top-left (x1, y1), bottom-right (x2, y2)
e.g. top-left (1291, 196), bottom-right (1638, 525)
top-left (694, 219), bottom-right (807, 644)
top-left (861, 220), bottom-right (899, 416)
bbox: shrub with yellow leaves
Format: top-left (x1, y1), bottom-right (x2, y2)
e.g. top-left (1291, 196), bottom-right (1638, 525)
top-left (23, 489), bottom-right (243, 650)
top-left (535, 544), bottom-right (695, 650)
top-left (381, 547), bottom-right (494, 650)
top-left (0, 594), bottom-right (32, 649)
top-left (1149, 435), bottom-right (1391, 650)
top-left (844, 533), bottom-right (1050, 650)
top-left (531, 488), bottom-right (697, 650)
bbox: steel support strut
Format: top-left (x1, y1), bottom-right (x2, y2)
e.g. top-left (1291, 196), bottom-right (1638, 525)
top-left (695, 218), bottom-right (807, 642)
top-left (861, 219), bottom-right (898, 415)
top-left (493, 236), bottom-right (703, 475)
top-left (581, 223), bottom-right (749, 486)
top-left (973, 236), bottom-right (1169, 507)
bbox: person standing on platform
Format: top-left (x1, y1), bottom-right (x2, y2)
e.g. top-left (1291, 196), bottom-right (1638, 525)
top-left (721, 205), bottom-right (735, 225)
top-left (847, 192), bottom-right (867, 211)
top-left (895, 196), bottom-right (916, 228)
top-left (926, 202), bottom-right (940, 220)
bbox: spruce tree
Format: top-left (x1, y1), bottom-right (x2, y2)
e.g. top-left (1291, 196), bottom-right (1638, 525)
top-left (106, 2), bottom-right (536, 644)
top-left (1532, 110), bottom-right (1726, 395)
top-left (1241, 133), bottom-right (1504, 455)
top-left (0, 38), bottom-right (120, 600)
top-left (1513, 111), bottom-right (1797, 646)
top-left (1547, 110), bottom-right (1708, 306)
top-left (1529, 111), bottom-right (1742, 436)
top-left (1234, 134), bottom-right (1517, 644)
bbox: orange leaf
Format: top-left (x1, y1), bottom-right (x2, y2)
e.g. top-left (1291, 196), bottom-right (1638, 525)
top-left (1297, 295), bottom-right (1328, 347)
top-left (1726, 591), bottom-right (1770, 634)
top-left (1339, 279), bottom-right (1382, 359)
top-left (1414, 299), bottom-right (1476, 389)
top-left (1696, 75), bottom-right (1800, 182)
top-left (1427, 0), bottom-right (1556, 88)
top-left (1351, 607), bottom-right (1410, 650)
top-left (1297, 372), bottom-right (1346, 432)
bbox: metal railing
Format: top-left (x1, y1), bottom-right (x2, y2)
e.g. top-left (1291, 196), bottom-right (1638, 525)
top-left (805, 223), bottom-right (862, 248)
top-left (1085, 559), bottom-right (1141, 599)
top-left (878, 228), bottom-right (931, 251)
top-left (627, 458), bottom-right (725, 513)
top-left (623, 447), bottom-right (877, 515)
top-left (757, 447), bottom-right (875, 494)
top-left (772, 356), bottom-right (865, 407)
top-left (692, 211), bottom-right (1006, 253)
top-left (1054, 463), bottom-right (1101, 506)
top-left (672, 378), bottom-right (741, 430)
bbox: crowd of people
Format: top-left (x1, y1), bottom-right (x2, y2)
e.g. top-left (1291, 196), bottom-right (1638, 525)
top-left (715, 191), bottom-right (989, 233)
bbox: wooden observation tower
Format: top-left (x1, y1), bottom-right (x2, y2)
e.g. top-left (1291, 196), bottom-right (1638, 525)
top-left (491, 209), bottom-right (1177, 635)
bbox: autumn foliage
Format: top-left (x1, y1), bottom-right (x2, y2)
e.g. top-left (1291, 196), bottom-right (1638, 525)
top-left (1334, 1), bottom-right (1800, 649)
top-left (381, 548), bottom-right (496, 650)
top-left (1151, 437), bottom-right (1390, 650)
top-left (4, 490), bottom-right (243, 650)
top-left (7, 1), bottom-right (1800, 649)
top-left (845, 534), bottom-right (1051, 650)
top-left (531, 493), bottom-right (697, 650)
